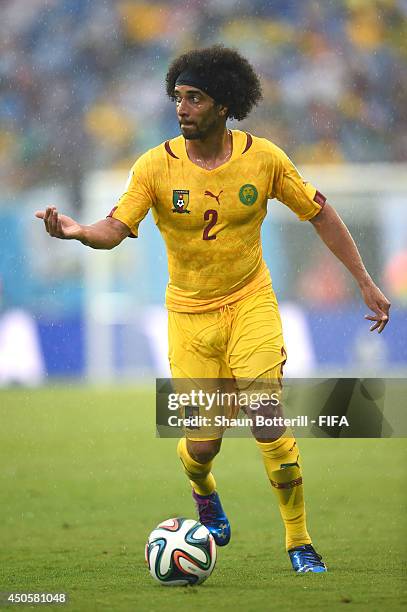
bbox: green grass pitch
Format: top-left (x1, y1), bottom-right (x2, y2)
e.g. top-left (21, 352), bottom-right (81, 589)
top-left (0, 387), bottom-right (406, 611)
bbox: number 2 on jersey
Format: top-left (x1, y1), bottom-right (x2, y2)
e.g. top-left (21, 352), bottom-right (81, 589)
top-left (203, 209), bottom-right (218, 240)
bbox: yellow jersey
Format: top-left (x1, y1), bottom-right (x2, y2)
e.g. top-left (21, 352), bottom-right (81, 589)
top-left (109, 130), bottom-right (325, 313)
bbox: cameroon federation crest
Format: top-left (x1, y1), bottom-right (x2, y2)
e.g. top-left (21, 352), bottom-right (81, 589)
top-left (239, 184), bottom-right (258, 206)
top-left (172, 189), bottom-right (190, 213)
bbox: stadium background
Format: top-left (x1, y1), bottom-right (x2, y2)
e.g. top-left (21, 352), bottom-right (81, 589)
top-left (0, 0), bottom-right (406, 383)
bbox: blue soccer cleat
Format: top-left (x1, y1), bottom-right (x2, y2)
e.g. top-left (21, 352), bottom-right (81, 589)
top-left (192, 490), bottom-right (231, 546)
top-left (288, 544), bottom-right (327, 573)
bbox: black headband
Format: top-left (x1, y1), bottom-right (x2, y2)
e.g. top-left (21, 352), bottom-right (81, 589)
top-left (175, 69), bottom-right (219, 103)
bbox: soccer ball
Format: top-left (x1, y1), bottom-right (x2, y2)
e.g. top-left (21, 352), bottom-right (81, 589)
top-left (145, 517), bottom-right (217, 586)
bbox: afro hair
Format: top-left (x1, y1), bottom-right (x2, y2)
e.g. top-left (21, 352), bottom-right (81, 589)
top-left (166, 45), bottom-right (262, 121)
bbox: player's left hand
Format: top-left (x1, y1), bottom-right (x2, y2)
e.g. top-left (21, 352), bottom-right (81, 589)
top-left (361, 283), bottom-right (391, 333)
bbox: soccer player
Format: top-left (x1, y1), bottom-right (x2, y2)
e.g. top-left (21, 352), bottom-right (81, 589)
top-left (35, 46), bottom-right (390, 573)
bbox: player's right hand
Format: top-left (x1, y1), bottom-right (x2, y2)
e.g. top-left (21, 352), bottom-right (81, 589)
top-left (35, 206), bottom-right (83, 240)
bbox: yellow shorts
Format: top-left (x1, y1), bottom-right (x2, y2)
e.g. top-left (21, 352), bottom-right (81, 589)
top-left (168, 286), bottom-right (287, 440)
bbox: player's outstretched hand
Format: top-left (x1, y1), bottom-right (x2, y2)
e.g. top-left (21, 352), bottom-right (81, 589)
top-left (361, 282), bottom-right (391, 333)
top-left (35, 206), bottom-right (83, 240)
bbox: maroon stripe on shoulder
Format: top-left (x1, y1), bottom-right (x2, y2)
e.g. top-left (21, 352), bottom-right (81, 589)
top-left (164, 140), bottom-right (179, 159)
top-left (242, 132), bottom-right (253, 154)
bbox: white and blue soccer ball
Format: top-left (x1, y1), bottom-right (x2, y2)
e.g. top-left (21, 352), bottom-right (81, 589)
top-left (145, 517), bottom-right (217, 586)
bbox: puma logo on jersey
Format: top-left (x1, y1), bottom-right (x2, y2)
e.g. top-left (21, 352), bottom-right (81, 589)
top-left (205, 190), bottom-right (223, 205)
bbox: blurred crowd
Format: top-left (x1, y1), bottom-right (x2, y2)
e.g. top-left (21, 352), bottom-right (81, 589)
top-left (0, 0), bottom-right (406, 207)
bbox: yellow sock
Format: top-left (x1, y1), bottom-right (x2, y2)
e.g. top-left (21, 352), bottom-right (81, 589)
top-left (177, 438), bottom-right (216, 496)
top-left (256, 433), bottom-right (312, 551)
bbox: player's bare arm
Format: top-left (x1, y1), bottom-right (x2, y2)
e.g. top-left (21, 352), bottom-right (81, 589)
top-left (309, 203), bottom-right (391, 333)
top-left (35, 206), bottom-right (130, 249)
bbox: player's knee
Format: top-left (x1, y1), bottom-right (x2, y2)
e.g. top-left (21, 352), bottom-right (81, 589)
top-left (243, 398), bottom-right (283, 421)
top-left (187, 439), bottom-right (222, 464)
top-left (244, 399), bottom-right (285, 441)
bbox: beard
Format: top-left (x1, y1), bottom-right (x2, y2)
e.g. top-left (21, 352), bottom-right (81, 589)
top-left (180, 125), bottom-right (203, 140)
top-left (179, 115), bottom-right (221, 140)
